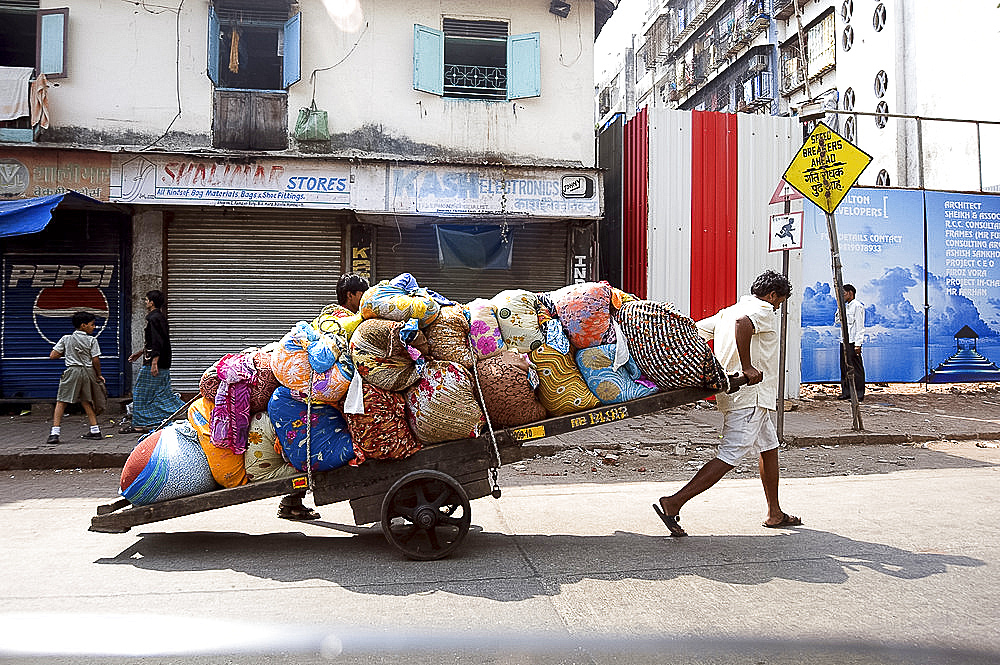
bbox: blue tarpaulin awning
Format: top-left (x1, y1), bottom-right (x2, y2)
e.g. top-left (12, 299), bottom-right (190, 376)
top-left (0, 191), bottom-right (106, 238)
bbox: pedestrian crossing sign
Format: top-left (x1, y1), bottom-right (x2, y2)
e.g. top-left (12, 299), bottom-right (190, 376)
top-left (783, 122), bottom-right (872, 213)
top-left (769, 212), bottom-right (803, 252)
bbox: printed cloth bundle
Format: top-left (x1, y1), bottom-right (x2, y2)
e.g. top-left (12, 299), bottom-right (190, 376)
top-left (359, 273), bottom-right (454, 328)
top-left (576, 344), bottom-right (658, 404)
top-left (529, 344), bottom-right (600, 416)
top-left (268, 386), bottom-right (355, 472)
top-left (313, 303), bottom-right (363, 340)
top-left (188, 397), bottom-right (247, 487)
top-left (244, 411), bottom-right (299, 482)
top-left (490, 289), bottom-right (545, 353)
top-left (208, 352), bottom-right (255, 454)
top-left (271, 322), bottom-right (353, 403)
top-left (350, 318), bottom-right (428, 392)
top-left (405, 360), bottom-right (485, 443)
top-left (120, 422), bottom-right (217, 506)
top-left (466, 298), bottom-right (506, 359)
top-left (615, 300), bottom-right (728, 392)
top-left (474, 350), bottom-right (547, 426)
top-left (199, 345), bottom-right (280, 414)
top-left (345, 383), bottom-right (421, 464)
top-left (425, 304), bottom-right (474, 369)
top-left (546, 281), bottom-right (617, 349)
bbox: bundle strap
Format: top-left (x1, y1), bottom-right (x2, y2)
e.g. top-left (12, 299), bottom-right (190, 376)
top-left (304, 371), bottom-right (314, 493)
top-left (468, 341), bottom-right (502, 499)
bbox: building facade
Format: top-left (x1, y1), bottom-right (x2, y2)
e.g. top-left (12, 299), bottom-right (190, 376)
top-left (0, 0), bottom-right (617, 398)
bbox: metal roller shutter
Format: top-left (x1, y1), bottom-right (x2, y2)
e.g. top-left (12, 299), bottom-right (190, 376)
top-left (375, 222), bottom-right (570, 302)
top-left (167, 208), bottom-right (345, 391)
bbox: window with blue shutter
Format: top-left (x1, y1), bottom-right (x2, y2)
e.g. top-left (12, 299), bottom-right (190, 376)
top-left (413, 24), bottom-right (444, 95)
top-left (413, 19), bottom-right (541, 101)
top-left (207, 5), bottom-right (220, 85)
top-left (507, 32), bottom-right (540, 99)
top-left (37, 8), bottom-right (68, 78)
top-left (282, 13), bottom-right (301, 89)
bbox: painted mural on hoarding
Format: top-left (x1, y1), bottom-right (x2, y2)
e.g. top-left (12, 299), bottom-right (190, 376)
top-left (801, 188), bottom-right (1000, 383)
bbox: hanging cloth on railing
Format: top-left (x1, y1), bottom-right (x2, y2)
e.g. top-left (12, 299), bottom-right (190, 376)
top-left (229, 28), bottom-right (240, 74)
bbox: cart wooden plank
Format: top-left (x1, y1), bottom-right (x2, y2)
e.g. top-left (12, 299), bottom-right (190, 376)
top-left (90, 386), bottom-right (718, 533)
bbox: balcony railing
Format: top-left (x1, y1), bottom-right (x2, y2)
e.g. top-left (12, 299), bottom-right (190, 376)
top-left (444, 64), bottom-right (506, 100)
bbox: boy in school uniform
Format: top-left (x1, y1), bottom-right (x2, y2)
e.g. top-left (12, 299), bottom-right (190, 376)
top-left (48, 311), bottom-right (105, 444)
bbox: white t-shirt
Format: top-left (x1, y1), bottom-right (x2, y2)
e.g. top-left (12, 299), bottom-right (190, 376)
top-left (696, 294), bottom-right (780, 412)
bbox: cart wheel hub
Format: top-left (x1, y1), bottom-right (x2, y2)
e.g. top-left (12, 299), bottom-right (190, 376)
top-left (414, 507), bottom-right (437, 529)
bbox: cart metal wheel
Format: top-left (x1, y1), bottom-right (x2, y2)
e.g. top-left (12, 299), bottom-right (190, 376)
top-left (380, 470), bottom-right (471, 561)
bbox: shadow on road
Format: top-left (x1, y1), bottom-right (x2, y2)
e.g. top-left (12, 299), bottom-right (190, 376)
top-left (95, 527), bottom-right (984, 601)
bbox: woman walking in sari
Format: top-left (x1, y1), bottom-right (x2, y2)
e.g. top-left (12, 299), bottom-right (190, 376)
top-left (122, 290), bottom-right (185, 433)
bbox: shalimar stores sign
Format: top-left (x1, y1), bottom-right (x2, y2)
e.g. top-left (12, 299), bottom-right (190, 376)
top-left (110, 155), bottom-right (601, 218)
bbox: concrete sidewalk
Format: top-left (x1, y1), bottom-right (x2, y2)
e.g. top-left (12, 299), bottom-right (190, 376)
top-left (2, 384), bottom-right (999, 470)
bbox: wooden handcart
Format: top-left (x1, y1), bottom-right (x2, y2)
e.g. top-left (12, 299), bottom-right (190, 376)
top-left (91, 387), bottom-right (716, 560)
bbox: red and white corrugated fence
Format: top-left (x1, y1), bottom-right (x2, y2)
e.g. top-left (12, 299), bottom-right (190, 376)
top-left (622, 108), bottom-right (804, 391)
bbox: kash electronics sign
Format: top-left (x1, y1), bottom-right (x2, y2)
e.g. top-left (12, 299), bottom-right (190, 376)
top-left (110, 155), bottom-right (351, 208)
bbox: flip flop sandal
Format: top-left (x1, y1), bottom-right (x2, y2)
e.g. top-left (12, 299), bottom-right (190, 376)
top-left (277, 505), bottom-right (321, 521)
top-left (763, 512), bottom-right (802, 528)
top-left (652, 503), bottom-right (688, 537)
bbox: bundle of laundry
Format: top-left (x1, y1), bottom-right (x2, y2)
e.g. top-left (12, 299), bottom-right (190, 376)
top-left (424, 304), bottom-right (474, 369)
top-left (576, 344), bottom-right (658, 405)
top-left (466, 298), bottom-right (506, 359)
top-left (544, 281), bottom-right (639, 350)
top-left (350, 318), bottom-right (428, 392)
top-left (188, 397), bottom-right (247, 487)
top-left (490, 289), bottom-right (545, 353)
top-left (345, 382), bottom-right (421, 464)
top-left (313, 303), bottom-right (364, 340)
top-left (359, 273), bottom-right (454, 328)
top-left (119, 422), bottom-right (218, 506)
top-left (474, 349), bottom-right (547, 427)
top-left (405, 360), bottom-right (485, 443)
top-left (199, 344), bottom-right (280, 414)
top-left (529, 343), bottom-right (600, 416)
top-left (267, 386), bottom-right (354, 472)
top-left (244, 411), bottom-right (299, 482)
top-left (615, 300), bottom-right (728, 392)
top-left (271, 321), bottom-right (353, 403)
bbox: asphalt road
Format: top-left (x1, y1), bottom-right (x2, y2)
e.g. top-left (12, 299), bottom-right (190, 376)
top-left (1, 463), bottom-right (998, 664)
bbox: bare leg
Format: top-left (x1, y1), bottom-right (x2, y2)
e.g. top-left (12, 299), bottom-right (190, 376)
top-left (52, 401), bottom-right (68, 428)
top-left (759, 447), bottom-right (790, 525)
top-left (80, 400), bottom-right (98, 427)
top-left (659, 458), bottom-right (734, 516)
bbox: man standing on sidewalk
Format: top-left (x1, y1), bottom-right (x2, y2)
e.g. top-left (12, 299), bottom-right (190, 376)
top-left (837, 283), bottom-right (866, 401)
top-left (653, 270), bottom-right (801, 536)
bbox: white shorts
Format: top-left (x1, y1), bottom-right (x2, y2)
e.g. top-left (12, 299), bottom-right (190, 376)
top-left (717, 406), bottom-right (779, 466)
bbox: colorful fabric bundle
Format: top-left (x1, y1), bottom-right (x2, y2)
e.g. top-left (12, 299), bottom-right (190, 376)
top-left (547, 281), bottom-right (616, 349)
top-left (244, 411), bottom-right (299, 482)
top-left (576, 344), bottom-right (658, 404)
top-left (474, 350), bottom-right (547, 426)
top-left (405, 360), bottom-right (484, 443)
top-left (345, 383), bottom-right (421, 464)
top-left (615, 300), bottom-right (729, 392)
top-left (467, 298), bottom-right (506, 359)
top-left (188, 397), bottom-right (247, 487)
top-left (268, 386), bottom-right (355, 472)
top-left (350, 318), bottom-right (426, 392)
top-left (209, 352), bottom-right (255, 454)
top-left (119, 423), bottom-right (217, 506)
top-left (313, 303), bottom-right (363, 339)
top-left (425, 304), bottom-right (474, 369)
top-left (490, 289), bottom-right (545, 353)
top-left (199, 346), bottom-right (280, 414)
top-left (271, 322), bottom-right (352, 403)
top-left (529, 345), bottom-right (600, 416)
top-left (358, 273), bottom-right (452, 328)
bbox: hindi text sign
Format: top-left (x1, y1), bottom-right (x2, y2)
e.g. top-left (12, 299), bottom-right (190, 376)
top-left (783, 122), bottom-right (872, 214)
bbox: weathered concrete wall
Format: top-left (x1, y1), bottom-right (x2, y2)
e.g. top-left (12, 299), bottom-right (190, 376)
top-left (41, 0), bottom-right (597, 166)
top-left (129, 209), bottom-right (163, 360)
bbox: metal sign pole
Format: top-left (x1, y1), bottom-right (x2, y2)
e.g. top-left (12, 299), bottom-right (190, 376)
top-left (777, 192), bottom-right (791, 442)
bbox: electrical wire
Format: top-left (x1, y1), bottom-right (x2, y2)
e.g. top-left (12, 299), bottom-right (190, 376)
top-left (309, 20), bottom-right (370, 104)
top-left (140, 0), bottom-right (184, 151)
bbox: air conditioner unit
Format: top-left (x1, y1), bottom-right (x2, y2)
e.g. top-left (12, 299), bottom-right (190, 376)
top-left (749, 54), bottom-right (768, 73)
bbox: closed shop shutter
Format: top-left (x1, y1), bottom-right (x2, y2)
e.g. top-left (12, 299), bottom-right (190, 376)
top-left (1, 208), bottom-right (127, 399)
top-left (374, 222), bottom-right (570, 302)
top-left (167, 208), bottom-right (346, 391)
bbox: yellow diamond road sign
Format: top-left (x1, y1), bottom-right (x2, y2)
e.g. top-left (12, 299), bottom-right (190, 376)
top-left (783, 122), bottom-right (873, 214)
